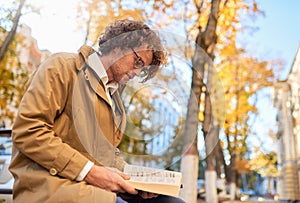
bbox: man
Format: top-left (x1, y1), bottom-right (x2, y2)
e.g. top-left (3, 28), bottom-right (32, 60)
top-left (9, 20), bottom-right (185, 203)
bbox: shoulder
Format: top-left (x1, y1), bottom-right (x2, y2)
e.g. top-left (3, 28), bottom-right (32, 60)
top-left (27, 52), bottom-right (79, 89)
top-left (37, 52), bottom-right (78, 75)
top-left (43, 52), bottom-right (77, 67)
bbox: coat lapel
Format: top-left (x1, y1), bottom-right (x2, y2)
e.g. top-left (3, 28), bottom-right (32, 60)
top-left (76, 45), bottom-right (126, 145)
top-left (82, 64), bottom-right (112, 106)
top-left (82, 65), bottom-right (126, 136)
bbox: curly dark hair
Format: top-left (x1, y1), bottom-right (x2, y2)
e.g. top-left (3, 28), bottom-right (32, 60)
top-left (98, 19), bottom-right (167, 82)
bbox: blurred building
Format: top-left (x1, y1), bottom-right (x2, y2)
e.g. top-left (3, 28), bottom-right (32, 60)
top-left (18, 24), bottom-right (51, 69)
top-left (122, 60), bottom-right (191, 167)
top-left (273, 44), bottom-right (300, 201)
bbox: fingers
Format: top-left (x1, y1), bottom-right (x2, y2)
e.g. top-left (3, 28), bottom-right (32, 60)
top-left (139, 191), bottom-right (159, 199)
top-left (118, 180), bottom-right (138, 195)
top-left (119, 173), bottom-right (131, 180)
top-left (106, 168), bottom-right (137, 195)
top-left (106, 167), bottom-right (131, 180)
top-left (84, 165), bottom-right (138, 195)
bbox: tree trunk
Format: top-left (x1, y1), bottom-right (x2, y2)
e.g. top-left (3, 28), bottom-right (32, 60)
top-left (180, 0), bottom-right (221, 202)
top-left (179, 51), bottom-right (203, 203)
top-left (215, 142), bottom-right (222, 178)
top-left (0, 0), bottom-right (26, 62)
top-left (229, 55), bottom-right (241, 200)
top-left (229, 154), bottom-right (237, 200)
top-left (205, 125), bottom-right (219, 203)
top-left (202, 0), bottom-right (221, 196)
top-left (215, 139), bottom-right (227, 179)
top-left (205, 170), bottom-right (218, 203)
top-left (84, 15), bottom-right (92, 45)
top-left (215, 138), bottom-right (227, 196)
top-left (180, 144), bottom-right (199, 203)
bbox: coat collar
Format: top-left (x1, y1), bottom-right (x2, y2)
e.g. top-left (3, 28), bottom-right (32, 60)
top-left (75, 45), bottom-right (112, 105)
top-left (75, 45), bottom-right (96, 71)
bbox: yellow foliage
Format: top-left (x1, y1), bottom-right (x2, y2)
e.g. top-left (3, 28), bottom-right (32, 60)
top-left (0, 27), bottom-right (30, 123)
top-left (249, 151), bottom-right (278, 177)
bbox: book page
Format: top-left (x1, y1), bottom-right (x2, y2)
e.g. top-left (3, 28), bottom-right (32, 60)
top-left (124, 164), bottom-right (182, 185)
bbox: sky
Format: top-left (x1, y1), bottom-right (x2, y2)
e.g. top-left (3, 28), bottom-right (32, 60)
top-left (245, 0), bottom-right (300, 79)
top-left (18, 0), bottom-right (300, 152)
top-left (242, 0), bottom-right (300, 152)
top-left (20, 0), bottom-right (83, 53)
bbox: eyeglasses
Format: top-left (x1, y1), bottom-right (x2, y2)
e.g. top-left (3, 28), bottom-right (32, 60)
top-left (131, 48), bottom-right (152, 78)
top-left (131, 48), bottom-right (145, 69)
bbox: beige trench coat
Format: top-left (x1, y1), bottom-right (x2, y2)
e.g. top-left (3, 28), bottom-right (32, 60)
top-left (9, 45), bottom-right (126, 203)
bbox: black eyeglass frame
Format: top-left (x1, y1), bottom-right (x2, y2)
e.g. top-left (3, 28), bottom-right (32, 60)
top-left (131, 48), bottom-right (145, 69)
top-left (130, 48), bottom-right (153, 79)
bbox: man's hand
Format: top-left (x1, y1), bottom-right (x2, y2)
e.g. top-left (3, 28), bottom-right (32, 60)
top-left (84, 165), bottom-right (138, 195)
top-left (139, 191), bottom-right (159, 199)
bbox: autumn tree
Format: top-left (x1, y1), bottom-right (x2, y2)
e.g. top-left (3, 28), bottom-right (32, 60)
top-left (173, 0), bottom-right (268, 202)
top-left (249, 151), bottom-right (278, 194)
top-left (0, 0), bottom-right (25, 61)
top-left (0, 0), bottom-right (39, 126)
top-left (250, 151), bottom-right (278, 177)
top-left (0, 31), bottom-right (28, 126)
top-left (219, 47), bottom-right (276, 198)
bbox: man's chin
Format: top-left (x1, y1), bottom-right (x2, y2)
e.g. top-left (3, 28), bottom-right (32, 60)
top-left (119, 76), bottom-right (130, 85)
top-left (118, 78), bottom-right (129, 85)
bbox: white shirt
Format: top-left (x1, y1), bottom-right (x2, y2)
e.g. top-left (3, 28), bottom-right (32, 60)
top-left (76, 52), bottom-right (118, 181)
top-left (87, 52), bottom-right (118, 105)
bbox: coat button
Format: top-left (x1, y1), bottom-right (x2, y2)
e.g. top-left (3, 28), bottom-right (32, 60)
top-left (49, 168), bottom-right (58, 175)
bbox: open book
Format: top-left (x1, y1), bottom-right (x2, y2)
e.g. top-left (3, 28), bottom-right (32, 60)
top-left (124, 164), bottom-right (182, 197)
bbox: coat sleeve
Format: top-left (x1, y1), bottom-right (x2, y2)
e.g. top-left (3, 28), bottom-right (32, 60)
top-left (12, 54), bottom-right (89, 180)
